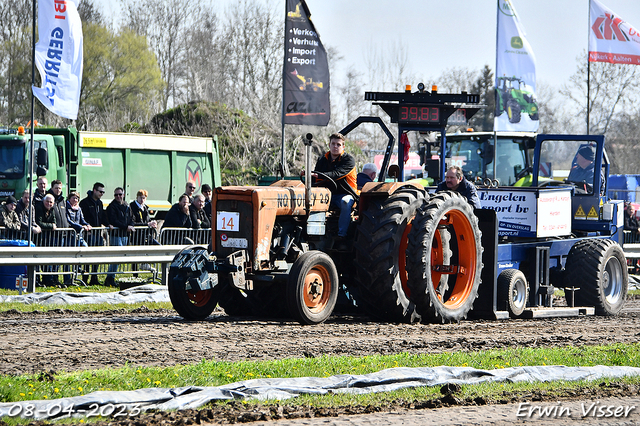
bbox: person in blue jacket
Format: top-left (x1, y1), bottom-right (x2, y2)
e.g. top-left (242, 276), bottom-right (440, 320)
top-left (436, 165), bottom-right (481, 209)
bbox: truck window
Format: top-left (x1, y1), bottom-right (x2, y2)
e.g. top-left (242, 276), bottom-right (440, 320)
top-left (0, 143), bottom-right (24, 177)
top-left (446, 139), bottom-right (491, 183)
top-left (495, 138), bottom-right (527, 186)
top-left (31, 139), bottom-right (48, 173)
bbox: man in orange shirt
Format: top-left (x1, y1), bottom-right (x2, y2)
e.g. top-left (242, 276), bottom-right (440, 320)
top-left (310, 133), bottom-right (357, 238)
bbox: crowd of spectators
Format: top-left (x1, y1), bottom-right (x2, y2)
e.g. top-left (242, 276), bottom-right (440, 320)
top-left (0, 179), bottom-right (215, 285)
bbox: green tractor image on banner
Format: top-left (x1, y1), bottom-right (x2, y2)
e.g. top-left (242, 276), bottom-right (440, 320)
top-left (495, 76), bottom-right (539, 124)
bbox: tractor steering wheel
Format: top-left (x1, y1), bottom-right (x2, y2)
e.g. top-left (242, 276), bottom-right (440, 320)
top-left (300, 170), bottom-right (338, 192)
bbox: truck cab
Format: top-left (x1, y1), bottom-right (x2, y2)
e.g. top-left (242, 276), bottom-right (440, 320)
top-left (419, 131), bottom-right (536, 187)
top-left (0, 127), bottom-right (68, 199)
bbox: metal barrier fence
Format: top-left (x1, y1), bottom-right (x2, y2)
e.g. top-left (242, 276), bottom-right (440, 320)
top-left (623, 230), bottom-right (640, 244)
top-left (158, 227), bottom-right (211, 245)
top-left (0, 226), bottom-right (210, 286)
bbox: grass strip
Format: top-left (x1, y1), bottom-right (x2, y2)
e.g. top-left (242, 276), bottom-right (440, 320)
top-left (1, 343), bottom-right (639, 404)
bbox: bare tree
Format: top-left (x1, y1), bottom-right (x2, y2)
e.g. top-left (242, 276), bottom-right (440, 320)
top-left (121, 0), bottom-right (208, 110)
top-left (561, 52), bottom-right (640, 135)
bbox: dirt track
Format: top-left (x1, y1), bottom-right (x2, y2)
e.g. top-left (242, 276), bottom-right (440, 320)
top-left (1, 298), bottom-right (640, 425)
top-left (2, 298), bottom-right (640, 376)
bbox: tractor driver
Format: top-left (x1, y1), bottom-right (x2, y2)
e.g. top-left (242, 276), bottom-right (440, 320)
top-left (567, 146), bottom-right (605, 194)
top-left (436, 165), bottom-right (481, 209)
top-left (303, 132), bottom-right (357, 238)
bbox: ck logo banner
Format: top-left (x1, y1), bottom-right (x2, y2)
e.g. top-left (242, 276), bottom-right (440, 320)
top-left (589, 0), bottom-right (640, 65)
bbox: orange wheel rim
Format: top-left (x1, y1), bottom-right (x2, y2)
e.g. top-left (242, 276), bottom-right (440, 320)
top-left (399, 222), bottom-right (411, 297)
top-left (188, 289), bottom-right (212, 307)
top-left (430, 229), bottom-right (445, 301)
top-left (441, 208), bottom-right (477, 309)
top-left (304, 266), bottom-right (331, 312)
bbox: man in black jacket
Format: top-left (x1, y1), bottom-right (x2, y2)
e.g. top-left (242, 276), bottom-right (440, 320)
top-left (105, 187), bottom-right (135, 286)
top-left (436, 166), bottom-right (481, 209)
top-left (190, 194), bottom-right (211, 229)
top-left (163, 195), bottom-right (194, 229)
top-left (47, 180), bottom-right (69, 230)
top-left (79, 182), bottom-right (109, 285)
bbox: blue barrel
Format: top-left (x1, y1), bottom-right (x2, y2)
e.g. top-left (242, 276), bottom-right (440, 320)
top-left (0, 239), bottom-right (30, 289)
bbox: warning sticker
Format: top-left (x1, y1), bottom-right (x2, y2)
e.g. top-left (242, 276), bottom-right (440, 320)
top-left (587, 206), bottom-right (599, 221)
top-left (575, 205), bottom-right (586, 220)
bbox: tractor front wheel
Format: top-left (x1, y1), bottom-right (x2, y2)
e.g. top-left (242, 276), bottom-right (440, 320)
top-left (168, 246), bottom-right (221, 320)
top-left (287, 251), bottom-right (338, 325)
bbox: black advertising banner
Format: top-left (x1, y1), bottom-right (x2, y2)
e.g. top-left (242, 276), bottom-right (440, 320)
top-left (283, 0), bottom-right (330, 126)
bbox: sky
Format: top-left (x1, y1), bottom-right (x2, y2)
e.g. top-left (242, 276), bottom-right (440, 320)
top-left (94, 0), bottom-right (640, 89)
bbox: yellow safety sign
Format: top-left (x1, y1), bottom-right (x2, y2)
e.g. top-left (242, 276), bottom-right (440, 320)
top-left (575, 205), bottom-right (586, 220)
top-left (587, 206), bottom-right (599, 220)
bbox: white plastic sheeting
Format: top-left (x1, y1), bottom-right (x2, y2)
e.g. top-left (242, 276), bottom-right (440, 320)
top-left (0, 284), bottom-right (169, 306)
top-left (1, 365), bottom-right (639, 420)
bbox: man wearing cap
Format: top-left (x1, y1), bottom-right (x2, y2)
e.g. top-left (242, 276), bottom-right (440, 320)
top-left (0, 195), bottom-right (21, 236)
top-left (568, 146), bottom-right (595, 185)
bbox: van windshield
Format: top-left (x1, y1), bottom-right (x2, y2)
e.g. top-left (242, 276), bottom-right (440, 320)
top-left (0, 143), bottom-right (25, 178)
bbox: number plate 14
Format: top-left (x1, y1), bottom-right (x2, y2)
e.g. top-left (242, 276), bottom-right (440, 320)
top-left (217, 211), bottom-right (239, 232)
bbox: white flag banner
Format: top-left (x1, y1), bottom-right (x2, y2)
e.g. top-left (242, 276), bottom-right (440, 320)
top-left (494, 0), bottom-right (539, 132)
top-left (32, 0), bottom-right (83, 120)
top-left (589, 0), bottom-right (640, 65)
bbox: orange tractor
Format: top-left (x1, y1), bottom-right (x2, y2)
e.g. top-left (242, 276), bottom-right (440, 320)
top-left (168, 85), bottom-right (485, 324)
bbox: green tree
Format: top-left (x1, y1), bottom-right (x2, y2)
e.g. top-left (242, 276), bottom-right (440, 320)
top-left (0, 0), bottom-right (33, 125)
top-left (78, 25), bottom-right (164, 130)
top-left (469, 65), bottom-right (495, 132)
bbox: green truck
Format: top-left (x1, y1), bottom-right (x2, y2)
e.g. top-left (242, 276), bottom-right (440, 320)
top-left (0, 126), bottom-right (221, 218)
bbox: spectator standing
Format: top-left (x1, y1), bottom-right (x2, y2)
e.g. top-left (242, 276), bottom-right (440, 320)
top-left (35, 194), bottom-right (57, 231)
top-left (66, 191), bottom-right (91, 245)
top-left (163, 194), bottom-right (193, 229)
top-left (130, 189), bottom-right (158, 244)
top-left (201, 184), bottom-right (212, 205)
top-left (17, 190), bottom-right (41, 235)
top-left (436, 166), bottom-right (482, 209)
top-left (35, 194), bottom-right (58, 285)
top-left (183, 181), bottom-right (196, 203)
top-left (190, 194), bottom-right (211, 229)
top-left (79, 182), bottom-right (109, 286)
top-left (105, 187), bottom-right (135, 286)
top-left (625, 203), bottom-right (640, 237)
top-left (47, 180), bottom-right (69, 230)
top-left (33, 176), bottom-right (48, 206)
top-left (0, 195), bottom-right (21, 238)
top-left (15, 189), bottom-right (29, 216)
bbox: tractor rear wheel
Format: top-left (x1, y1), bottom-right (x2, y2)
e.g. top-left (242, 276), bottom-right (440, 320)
top-left (565, 239), bottom-right (627, 315)
top-left (354, 186), bottom-right (425, 323)
top-left (287, 251), bottom-right (338, 324)
top-left (168, 246), bottom-right (221, 320)
top-left (406, 191), bottom-right (483, 323)
top-left (497, 269), bottom-right (529, 318)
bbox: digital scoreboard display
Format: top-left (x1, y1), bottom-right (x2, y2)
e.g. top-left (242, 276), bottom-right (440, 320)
top-left (398, 105), bottom-right (441, 124)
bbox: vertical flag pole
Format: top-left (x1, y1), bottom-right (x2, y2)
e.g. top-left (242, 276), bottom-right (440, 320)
top-left (28, 0), bottom-right (36, 256)
top-left (279, 1), bottom-right (288, 179)
top-left (587, 1), bottom-right (591, 135)
top-left (494, 0), bottom-right (500, 172)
